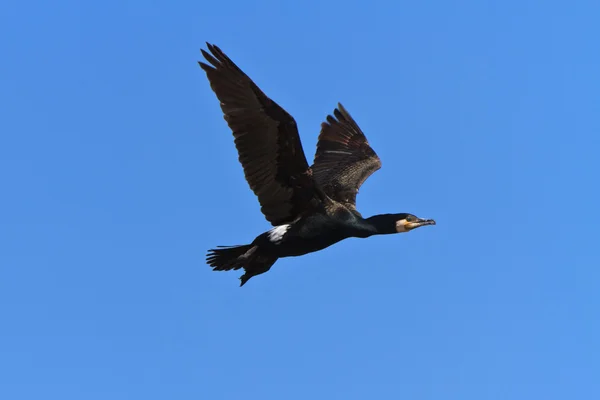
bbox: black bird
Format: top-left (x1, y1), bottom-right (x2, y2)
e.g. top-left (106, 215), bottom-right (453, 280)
top-left (199, 43), bottom-right (436, 286)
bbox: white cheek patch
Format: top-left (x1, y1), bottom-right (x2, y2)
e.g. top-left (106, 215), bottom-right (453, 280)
top-left (395, 219), bottom-right (408, 233)
top-left (268, 224), bottom-right (291, 243)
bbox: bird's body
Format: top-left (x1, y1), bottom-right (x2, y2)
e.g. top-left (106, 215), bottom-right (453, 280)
top-left (199, 43), bottom-right (436, 286)
top-left (261, 206), bottom-right (368, 257)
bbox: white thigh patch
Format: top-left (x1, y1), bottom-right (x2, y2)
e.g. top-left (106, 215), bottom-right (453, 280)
top-left (268, 224), bottom-right (291, 243)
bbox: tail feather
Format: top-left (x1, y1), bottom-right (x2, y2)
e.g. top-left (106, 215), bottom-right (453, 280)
top-left (206, 244), bottom-right (278, 287)
top-left (206, 245), bottom-right (253, 271)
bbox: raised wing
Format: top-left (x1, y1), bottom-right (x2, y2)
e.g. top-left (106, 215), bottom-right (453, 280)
top-left (311, 104), bottom-right (381, 211)
top-left (199, 43), bottom-right (319, 226)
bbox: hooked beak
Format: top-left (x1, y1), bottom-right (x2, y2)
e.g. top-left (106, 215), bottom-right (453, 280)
top-left (406, 218), bottom-right (436, 230)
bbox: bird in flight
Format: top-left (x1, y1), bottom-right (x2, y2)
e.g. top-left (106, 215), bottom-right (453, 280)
top-left (199, 43), bottom-right (435, 286)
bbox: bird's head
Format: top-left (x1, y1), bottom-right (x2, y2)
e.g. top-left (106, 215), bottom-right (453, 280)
top-left (394, 213), bottom-right (436, 233)
top-left (366, 213), bottom-right (436, 235)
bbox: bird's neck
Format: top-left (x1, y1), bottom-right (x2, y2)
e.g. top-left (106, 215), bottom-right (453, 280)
top-left (360, 214), bottom-right (398, 236)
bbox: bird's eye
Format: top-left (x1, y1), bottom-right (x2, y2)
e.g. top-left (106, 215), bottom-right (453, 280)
top-left (406, 216), bottom-right (415, 222)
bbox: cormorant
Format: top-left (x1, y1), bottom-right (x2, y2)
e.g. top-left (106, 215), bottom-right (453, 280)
top-left (199, 43), bottom-right (436, 286)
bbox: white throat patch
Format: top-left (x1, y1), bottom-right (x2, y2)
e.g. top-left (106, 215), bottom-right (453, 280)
top-left (268, 224), bottom-right (291, 243)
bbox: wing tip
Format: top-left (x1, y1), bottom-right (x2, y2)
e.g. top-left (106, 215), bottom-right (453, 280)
top-left (204, 42), bottom-right (218, 53)
top-left (334, 102), bottom-right (353, 122)
top-left (198, 59), bottom-right (212, 71)
top-left (199, 42), bottom-right (229, 67)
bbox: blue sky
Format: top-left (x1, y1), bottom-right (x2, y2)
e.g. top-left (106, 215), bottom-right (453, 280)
top-left (1, 0), bottom-right (599, 399)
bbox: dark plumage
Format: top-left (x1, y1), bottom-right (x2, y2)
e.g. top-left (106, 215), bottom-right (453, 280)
top-left (199, 43), bottom-right (436, 286)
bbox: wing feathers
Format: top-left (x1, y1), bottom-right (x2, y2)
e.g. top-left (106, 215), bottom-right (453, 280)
top-left (199, 43), bottom-right (318, 225)
top-left (312, 104), bottom-right (381, 209)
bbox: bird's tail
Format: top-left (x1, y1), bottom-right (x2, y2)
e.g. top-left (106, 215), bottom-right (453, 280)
top-left (206, 244), bottom-right (278, 287)
top-left (206, 245), bottom-right (254, 271)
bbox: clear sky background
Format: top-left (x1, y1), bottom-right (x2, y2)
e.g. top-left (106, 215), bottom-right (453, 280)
top-left (1, 1), bottom-right (599, 399)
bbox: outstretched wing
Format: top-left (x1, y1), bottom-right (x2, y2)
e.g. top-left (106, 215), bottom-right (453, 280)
top-left (311, 103), bottom-right (381, 211)
top-left (199, 43), bottom-right (319, 226)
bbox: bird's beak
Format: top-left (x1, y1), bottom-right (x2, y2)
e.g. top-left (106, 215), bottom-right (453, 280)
top-left (406, 218), bottom-right (436, 230)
